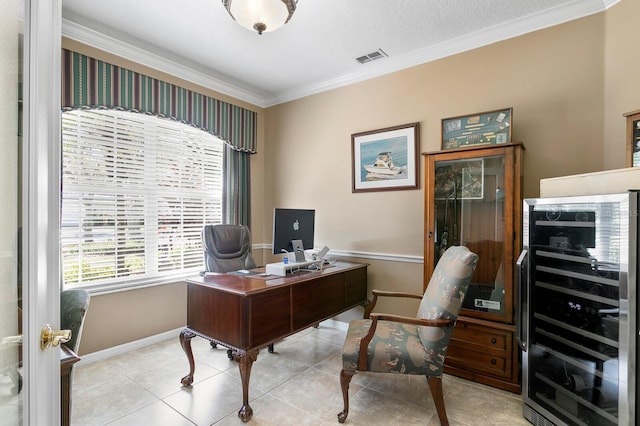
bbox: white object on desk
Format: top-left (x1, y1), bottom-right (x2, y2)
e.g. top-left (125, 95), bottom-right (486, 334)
top-left (265, 260), bottom-right (320, 276)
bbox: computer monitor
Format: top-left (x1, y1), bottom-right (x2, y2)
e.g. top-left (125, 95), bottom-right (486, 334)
top-left (272, 208), bottom-right (315, 256)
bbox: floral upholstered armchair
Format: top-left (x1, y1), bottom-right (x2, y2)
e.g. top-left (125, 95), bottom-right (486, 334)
top-left (338, 245), bottom-right (478, 426)
top-left (60, 289), bottom-right (90, 354)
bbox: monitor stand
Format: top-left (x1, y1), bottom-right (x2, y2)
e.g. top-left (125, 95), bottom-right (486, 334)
top-left (291, 239), bottom-right (305, 262)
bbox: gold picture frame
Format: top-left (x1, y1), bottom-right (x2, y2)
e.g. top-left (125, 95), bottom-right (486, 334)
top-left (351, 122), bottom-right (420, 193)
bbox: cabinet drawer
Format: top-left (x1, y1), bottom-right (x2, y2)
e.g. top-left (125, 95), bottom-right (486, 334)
top-left (452, 321), bottom-right (508, 352)
top-left (446, 322), bottom-right (513, 379)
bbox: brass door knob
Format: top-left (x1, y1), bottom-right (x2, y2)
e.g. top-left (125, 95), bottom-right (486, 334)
top-left (40, 324), bottom-right (71, 351)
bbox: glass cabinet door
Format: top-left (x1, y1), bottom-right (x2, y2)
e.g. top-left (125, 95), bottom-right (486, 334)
top-left (434, 154), bottom-right (506, 315)
top-left (425, 144), bottom-right (523, 323)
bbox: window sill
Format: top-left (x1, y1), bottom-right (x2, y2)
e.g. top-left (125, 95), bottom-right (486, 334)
top-left (64, 269), bottom-right (200, 296)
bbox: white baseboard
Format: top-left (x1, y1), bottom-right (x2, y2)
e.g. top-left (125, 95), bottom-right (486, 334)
top-left (321, 318), bottom-right (349, 331)
top-left (77, 327), bottom-right (184, 366)
top-left (77, 319), bottom-right (349, 366)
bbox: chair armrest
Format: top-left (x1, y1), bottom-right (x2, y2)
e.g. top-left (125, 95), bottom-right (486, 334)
top-left (356, 314), bottom-right (454, 370)
top-left (357, 316), bottom-right (379, 369)
top-left (370, 313), bottom-right (453, 328)
top-left (364, 290), bottom-right (424, 318)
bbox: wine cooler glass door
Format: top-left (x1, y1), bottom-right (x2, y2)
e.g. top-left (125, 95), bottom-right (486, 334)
top-left (523, 193), bottom-right (636, 426)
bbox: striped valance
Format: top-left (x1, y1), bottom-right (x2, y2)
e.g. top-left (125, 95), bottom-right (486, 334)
top-left (61, 49), bottom-right (257, 153)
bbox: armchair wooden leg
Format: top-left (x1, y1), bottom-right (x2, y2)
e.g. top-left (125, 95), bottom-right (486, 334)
top-left (427, 376), bottom-right (449, 426)
top-left (338, 369), bottom-right (354, 423)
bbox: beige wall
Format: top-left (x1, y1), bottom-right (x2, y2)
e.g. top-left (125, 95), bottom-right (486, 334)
top-left (603, 0), bottom-right (640, 167)
top-left (80, 283), bottom-right (186, 354)
top-left (263, 10), bottom-right (610, 253)
top-left (262, 2), bottom-right (634, 317)
top-left (71, 0), bottom-right (640, 355)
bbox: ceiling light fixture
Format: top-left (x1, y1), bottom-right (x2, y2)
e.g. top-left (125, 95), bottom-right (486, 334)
top-left (222, 0), bottom-right (297, 35)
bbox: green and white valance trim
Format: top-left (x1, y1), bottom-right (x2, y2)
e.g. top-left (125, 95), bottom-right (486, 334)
top-left (62, 49), bottom-right (257, 153)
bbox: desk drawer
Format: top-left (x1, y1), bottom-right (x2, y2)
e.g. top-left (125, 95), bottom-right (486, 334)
top-left (292, 275), bottom-right (344, 329)
top-left (446, 321), bottom-right (513, 379)
top-left (188, 284), bottom-right (244, 347)
top-left (344, 267), bottom-right (367, 307)
top-left (249, 287), bottom-right (291, 347)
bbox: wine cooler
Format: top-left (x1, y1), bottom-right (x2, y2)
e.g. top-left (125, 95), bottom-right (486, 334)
top-left (518, 192), bottom-right (637, 425)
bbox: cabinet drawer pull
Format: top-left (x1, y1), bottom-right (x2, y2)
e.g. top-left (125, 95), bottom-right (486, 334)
top-left (491, 338), bottom-right (497, 344)
top-left (491, 359), bottom-right (497, 365)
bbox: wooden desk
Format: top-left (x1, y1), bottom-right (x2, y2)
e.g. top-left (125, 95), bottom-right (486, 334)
top-left (179, 261), bottom-right (368, 422)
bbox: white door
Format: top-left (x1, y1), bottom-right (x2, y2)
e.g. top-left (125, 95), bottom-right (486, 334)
top-left (0, 0), bottom-right (63, 424)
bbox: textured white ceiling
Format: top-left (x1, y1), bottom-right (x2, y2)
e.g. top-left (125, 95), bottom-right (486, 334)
top-left (61, 0), bottom-right (615, 107)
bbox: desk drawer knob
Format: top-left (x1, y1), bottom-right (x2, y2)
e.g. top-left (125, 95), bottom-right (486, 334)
top-left (491, 338), bottom-right (497, 344)
top-left (491, 359), bottom-right (497, 365)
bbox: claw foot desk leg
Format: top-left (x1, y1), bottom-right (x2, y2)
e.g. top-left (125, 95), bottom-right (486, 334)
top-left (179, 328), bottom-right (196, 386)
top-left (235, 349), bottom-right (259, 422)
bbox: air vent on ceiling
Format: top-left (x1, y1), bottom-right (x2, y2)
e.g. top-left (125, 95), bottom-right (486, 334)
top-left (355, 49), bottom-right (388, 64)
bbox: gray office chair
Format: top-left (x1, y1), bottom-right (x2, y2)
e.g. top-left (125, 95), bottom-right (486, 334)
top-left (202, 224), bottom-right (257, 273)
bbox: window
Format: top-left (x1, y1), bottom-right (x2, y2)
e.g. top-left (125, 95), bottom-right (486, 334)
top-left (61, 109), bottom-right (223, 290)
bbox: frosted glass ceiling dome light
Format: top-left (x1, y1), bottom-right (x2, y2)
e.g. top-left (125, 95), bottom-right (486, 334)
top-left (223, 0), bottom-right (297, 35)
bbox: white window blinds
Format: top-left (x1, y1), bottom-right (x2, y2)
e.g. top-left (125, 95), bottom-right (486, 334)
top-left (61, 109), bottom-right (223, 289)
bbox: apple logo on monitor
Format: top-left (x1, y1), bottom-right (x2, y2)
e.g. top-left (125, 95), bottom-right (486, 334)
top-left (293, 219), bottom-right (299, 231)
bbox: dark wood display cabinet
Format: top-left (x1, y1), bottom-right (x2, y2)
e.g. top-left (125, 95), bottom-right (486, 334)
top-left (423, 142), bottom-right (524, 393)
top-left (624, 109), bottom-right (640, 167)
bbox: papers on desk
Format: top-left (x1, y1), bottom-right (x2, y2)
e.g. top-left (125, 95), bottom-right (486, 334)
top-left (200, 269), bottom-right (276, 279)
top-left (227, 270), bottom-right (274, 279)
top-left (228, 270), bottom-right (256, 276)
top-left (199, 270), bottom-right (261, 278)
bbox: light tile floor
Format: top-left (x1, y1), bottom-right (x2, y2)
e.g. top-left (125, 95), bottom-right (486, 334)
top-left (71, 323), bottom-right (531, 426)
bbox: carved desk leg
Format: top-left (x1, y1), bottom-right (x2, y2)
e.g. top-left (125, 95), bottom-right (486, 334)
top-left (234, 349), bottom-right (259, 422)
top-left (179, 328), bottom-right (196, 387)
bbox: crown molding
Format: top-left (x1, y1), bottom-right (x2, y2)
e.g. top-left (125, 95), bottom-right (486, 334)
top-left (62, 19), bottom-right (269, 108)
top-left (63, 0), bottom-right (617, 108)
top-left (267, 0), bottom-right (613, 106)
